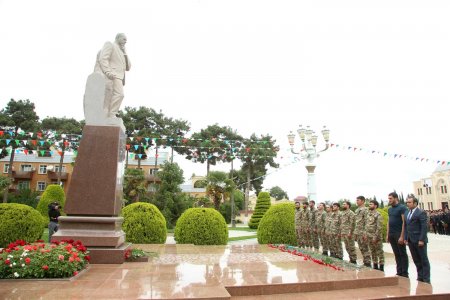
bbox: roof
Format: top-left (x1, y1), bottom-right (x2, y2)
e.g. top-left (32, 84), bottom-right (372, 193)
top-left (0, 152), bottom-right (75, 164)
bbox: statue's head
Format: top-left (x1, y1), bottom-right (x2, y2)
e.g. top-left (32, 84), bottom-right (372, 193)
top-left (115, 33), bottom-right (127, 47)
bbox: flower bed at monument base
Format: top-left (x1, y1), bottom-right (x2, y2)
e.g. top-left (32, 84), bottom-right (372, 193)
top-left (0, 239), bottom-right (90, 279)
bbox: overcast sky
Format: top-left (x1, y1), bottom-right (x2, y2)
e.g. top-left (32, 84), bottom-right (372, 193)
top-left (1, 0), bottom-right (449, 203)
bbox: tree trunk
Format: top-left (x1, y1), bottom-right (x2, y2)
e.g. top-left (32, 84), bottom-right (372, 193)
top-left (2, 149), bottom-right (15, 203)
top-left (207, 160), bottom-right (210, 175)
top-left (230, 159), bottom-right (236, 228)
top-left (244, 167), bottom-right (251, 218)
top-left (57, 139), bottom-right (66, 185)
top-left (125, 149), bottom-right (129, 169)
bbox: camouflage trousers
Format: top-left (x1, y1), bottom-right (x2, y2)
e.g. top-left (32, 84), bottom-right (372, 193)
top-left (301, 229), bottom-right (311, 248)
top-left (311, 230), bottom-right (320, 250)
top-left (295, 227), bottom-right (302, 247)
top-left (342, 235), bottom-right (357, 261)
top-left (368, 238), bottom-right (384, 265)
top-left (319, 231), bottom-right (328, 253)
top-left (355, 234), bottom-right (371, 265)
top-left (330, 235), bottom-right (343, 259)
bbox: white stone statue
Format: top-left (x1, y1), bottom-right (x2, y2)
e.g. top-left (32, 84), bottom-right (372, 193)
top-left (84, 33), bottom-right (131, 130)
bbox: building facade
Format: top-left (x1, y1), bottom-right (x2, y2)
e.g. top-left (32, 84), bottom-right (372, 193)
top-left (413, 164), bottom-right (450, 210)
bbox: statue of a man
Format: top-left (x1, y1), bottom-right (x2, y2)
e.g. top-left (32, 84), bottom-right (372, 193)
top-left (94, 33), bottom-right (131, 119)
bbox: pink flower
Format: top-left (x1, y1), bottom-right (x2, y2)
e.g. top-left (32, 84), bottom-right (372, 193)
top-left (25, 257), bottom-right (31, 264)
top-left (42, 265), bottom-right (49, 270)
top-left (58, 255), bottom-right (64, 261)
top-left (69, 257), bottom-right (75, 262)
top-left (5, 259), bottom-right (10, 265)
top-left (73, 271), bottom-right (78, 276)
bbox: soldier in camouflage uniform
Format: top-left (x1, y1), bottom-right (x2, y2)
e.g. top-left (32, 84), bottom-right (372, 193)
top-left (366, 199), bottom-right (384, 271)
top-left (330, 203), bottom-right (343, 259)
top-left (323, 205), bottom-right (332, 256)
top-left (316, 202), bottom-right (327, 255)
top-left (295, 200), bottom-right (303, 247)
top-left (355, 196), bottom-right (372, 267)
top-left (340, 200), bottom-right (357, 263)
top-left (309, 200), bottom-right (320, 251)
top-left (300, 201), bottom-right (311, 248)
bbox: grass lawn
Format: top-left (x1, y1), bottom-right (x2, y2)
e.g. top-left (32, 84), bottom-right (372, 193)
top-left (41, 228), bottom-right (49, 243)
top-left (228, 235), bottom-right (257, 242)
top-left (228, 226), bottom-right (257, 232)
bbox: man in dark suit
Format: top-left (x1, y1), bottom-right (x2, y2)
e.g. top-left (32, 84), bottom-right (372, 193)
top-left (404, 194), bottom-right (431, 284)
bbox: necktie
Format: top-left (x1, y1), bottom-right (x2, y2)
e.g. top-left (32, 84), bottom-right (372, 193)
top-left (408, 210), bottom-right (412, 220)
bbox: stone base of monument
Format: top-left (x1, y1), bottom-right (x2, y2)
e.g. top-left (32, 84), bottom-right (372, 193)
top-left (53, 216), bottom-right (130, 264)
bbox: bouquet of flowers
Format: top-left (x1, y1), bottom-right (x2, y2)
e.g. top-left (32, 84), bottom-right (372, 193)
top-left (0, 239), bottom-right (90, 279)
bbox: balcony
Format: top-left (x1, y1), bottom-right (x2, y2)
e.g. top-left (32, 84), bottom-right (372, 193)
top-left (145, 174), bottom-right (161, 183)
top-left (12, 170), bottom-right (34, 180)
top-left (47, 171), bottom-right (69, 181)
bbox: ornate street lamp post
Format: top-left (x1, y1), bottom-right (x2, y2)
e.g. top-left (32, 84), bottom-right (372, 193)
top-left (287, 125), bottom-right (330, 202)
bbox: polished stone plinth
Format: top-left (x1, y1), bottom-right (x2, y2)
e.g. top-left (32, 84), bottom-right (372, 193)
top-left (1, 244), bottom-right (446, 299)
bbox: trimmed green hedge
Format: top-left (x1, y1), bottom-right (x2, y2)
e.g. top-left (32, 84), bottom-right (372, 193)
top-left (175, 208), bottom-right (228, 245)
top-left (122, 202), bottom-right (167, 244)
top-left (257, 202), bottom-right (296, 245)
top-left (378, 208), bottom-right (388, 241)
top-left (36, 185), bottom-right (66, 222)
top-left (0, 203), bottom-right (45, 247)
top-left (248, 192), bottom-right (271, 229)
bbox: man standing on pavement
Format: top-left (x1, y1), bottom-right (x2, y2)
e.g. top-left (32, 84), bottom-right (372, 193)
top-left (295, 200), bottom-right (303, 247)
top-left (300, 201), bottom-right (311, 249)
top-left (316, 202), bottom-right (327, 255)
top-left (324, 204), bottom-right (333, 256)
top-left (355, 196), bottom-right (372, 267)
top-left (387, 192), bottom-right (409, 278)
top-left (340, 200), bottom-right (357, 264)
top-left (405, 195), bottom-right (430, 283)
top-left (330, 203), bottom-right (343, 259)
top-left (309, 200), bottom-right (319, 251)
top-left (366, 199), bottom-right (384, 271)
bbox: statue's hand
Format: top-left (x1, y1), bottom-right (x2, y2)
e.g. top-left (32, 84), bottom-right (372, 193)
top-left (105, 72), bottom-right (115, 80)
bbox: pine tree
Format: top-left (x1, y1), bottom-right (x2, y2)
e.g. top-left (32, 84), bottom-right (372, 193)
top-left (248, 191), bottom-right (271, 229)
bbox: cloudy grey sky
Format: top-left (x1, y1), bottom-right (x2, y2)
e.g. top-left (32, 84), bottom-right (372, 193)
top-left (1, 0), bottom-right (449, 203)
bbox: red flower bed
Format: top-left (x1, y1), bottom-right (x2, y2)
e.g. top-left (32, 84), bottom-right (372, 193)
top-left (0, 239), bottom-right (89, 279)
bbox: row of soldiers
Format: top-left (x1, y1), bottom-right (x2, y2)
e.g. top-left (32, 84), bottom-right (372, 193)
top-left (294, 196), bottom-right (384, 270)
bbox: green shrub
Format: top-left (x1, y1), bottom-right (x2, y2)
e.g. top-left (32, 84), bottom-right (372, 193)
top-left (8, 189), bottom-right (40, 208)
top-left (175, 208), bottom-right (228, 245)
top-left (0, 203), bottom-right (45, 247)
top-left (377, 208), bottom-right (388, 241)
top-left (122, 202), bottom-right (167, 244)
top-left (257, 202), bottom-right (297, 245)
top-left (248, 192), bottom-right (271, 229)
top-left (36, 185), bottom-right (66, 222)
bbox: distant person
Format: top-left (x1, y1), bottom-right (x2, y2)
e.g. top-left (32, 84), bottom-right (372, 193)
top-left (340, 200), bottom-right (357, 264)
top-left (405, 195), bottom-right (430, 283)
top-left (294, 200), bottom-right (302, 247)
top-left (48, 202), bottom-right (61, 243)
top-left (366, 199), bottom-right (384, 271)
top-left (94, 33), bottom-right (131, 119)
top-left (387, 192), bottom-right (409, 278)
top-left (354, 196), bottom-right (371, 267)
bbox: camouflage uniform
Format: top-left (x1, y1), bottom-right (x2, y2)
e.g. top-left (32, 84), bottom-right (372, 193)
top-left (300, 207), bottom-right (311, 248)
top-left (366, 209), bottom-right (384, 265)
top-left (324, 211), bottom-right (333, 256)
top-left (295, 207), bottom-right (303, 247)
top-left (309, 207), bottom-right (320, 250)
top-left (329, 211), bottom-right (343, 259)
top-left (340, 209), bottom-right (357, 262)
top-left (354, 206), bottom-right (371, 265)
top-left (316, 209), bottom-right (327, 253)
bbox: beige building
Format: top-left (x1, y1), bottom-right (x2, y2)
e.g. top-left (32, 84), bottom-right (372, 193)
top-left (413, 164), bottom-right (450, 210)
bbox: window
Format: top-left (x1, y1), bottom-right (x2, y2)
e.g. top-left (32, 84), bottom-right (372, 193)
top-left (54, 165), bottom-right (66, 173)
top-left (149, 168), bottom-right (158, 175)
top-left (430, 202), bottom-right (434, 210)
top-left (18, 181), bottom-right (30, 190)
top-left (39, 165), bottom-right (48, 174)
top-left (445, 186), bottom-right (448, 194)
top-left (426, 187), bottom-right (432, 194)
top-left (37, 181), bottom-right (46, 191)
top-left (20, 164), bottom-right (32, 172)
top-left (3, 164), bottom-right (9, 173)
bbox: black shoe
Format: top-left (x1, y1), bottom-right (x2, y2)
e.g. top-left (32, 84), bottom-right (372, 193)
top-left (322, 251), bottom-right (328, 256)
top-left (373, 263), bottom-right (379, 270)
top-left (350, 260), bottom-right (357, 264)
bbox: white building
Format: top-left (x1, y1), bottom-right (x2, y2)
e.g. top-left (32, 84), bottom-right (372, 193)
top-left (412, 164), bottom-right (450, 210)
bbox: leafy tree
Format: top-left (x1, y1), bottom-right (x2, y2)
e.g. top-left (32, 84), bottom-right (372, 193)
top-left (123, 168), bottom-right (147, 204)
top-left (0, 176), bottom-right (11, 194)
top-left (269, 186), bottom-right (289, 200)
top-left (185, 124), bottom-right (243, 175)
top-left (150, 162), bottom-right (188, 228)
top-left (41, 116), bottom-right (83, 184)
top-left (0, 99), bottom-right (39, 203)
top-left (238, 134), bottom-right (279, 217)
top-left (7, 189), bottom-right (40, 208)
top-left (205, 171), bottom-right (233, 210)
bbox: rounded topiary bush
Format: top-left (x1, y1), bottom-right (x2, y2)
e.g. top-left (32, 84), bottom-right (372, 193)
top-left (122, 202), bottom-right (167, 244)
top-left (0, 203), bottom-right (45, 247)
top-left (175, 208), bottom-right (228, 245)
top-left (249, 191), bottom-right (271, 229)
top-left (257, 202), bottom-right (296, 245)
top-left (36, 184), bottom-right (66, 222)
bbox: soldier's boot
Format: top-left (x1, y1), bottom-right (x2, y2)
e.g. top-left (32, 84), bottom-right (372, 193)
top-left (379, 264), bottom-right (384, 272)
top-left (373, 263), bottom-right (379, 270)
top-left (364, 262), bottom-right (371, 267)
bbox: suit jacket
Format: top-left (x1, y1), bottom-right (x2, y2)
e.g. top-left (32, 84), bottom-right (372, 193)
top-left (94, 41), bottom-right (131, 81)
top-left (404, 208), bottom-right (428, 243)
